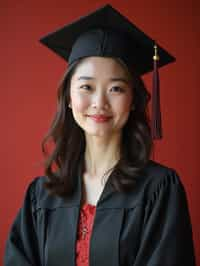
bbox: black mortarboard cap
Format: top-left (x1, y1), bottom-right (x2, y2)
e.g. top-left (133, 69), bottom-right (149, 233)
top-left (39, 4), bottom-right (176, 139)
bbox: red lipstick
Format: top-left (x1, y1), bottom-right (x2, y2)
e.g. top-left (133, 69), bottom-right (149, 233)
top-left (87, 115), bottom-right (112, 123)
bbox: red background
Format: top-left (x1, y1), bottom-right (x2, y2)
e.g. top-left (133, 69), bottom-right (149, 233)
top-left (1, 0), bottom-right (199, 265)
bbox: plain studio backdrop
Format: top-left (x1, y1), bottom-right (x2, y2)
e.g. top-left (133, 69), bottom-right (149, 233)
top-left (0, 0), bottom-right (199, 265)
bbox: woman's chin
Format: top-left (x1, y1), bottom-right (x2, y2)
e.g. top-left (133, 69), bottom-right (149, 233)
top-left (84, 127), bottom-right (115, 138)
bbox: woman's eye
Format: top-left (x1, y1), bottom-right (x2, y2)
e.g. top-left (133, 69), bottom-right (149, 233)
top-left (80, 85), bottom-right (92, 91)
top-left (110, 86), bottom-right (125, 93)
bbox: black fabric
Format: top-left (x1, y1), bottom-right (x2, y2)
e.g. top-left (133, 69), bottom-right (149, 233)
top-left (39, 4), bottom-right (175, 75)
top-left (4, 160), bottom-right (196, 266)
top-left (68, 28), bottom-right (135, 70)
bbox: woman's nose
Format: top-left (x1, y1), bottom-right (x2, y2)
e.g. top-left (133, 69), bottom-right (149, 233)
top-left (91, 91), bottom-right (109, 110)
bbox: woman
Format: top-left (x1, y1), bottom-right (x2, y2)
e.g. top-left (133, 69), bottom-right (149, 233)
top-left (4, 4), bottom-right (196, 266)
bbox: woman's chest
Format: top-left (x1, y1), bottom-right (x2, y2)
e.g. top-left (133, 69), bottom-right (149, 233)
top-left (35, 204), bottom-right (144, 266)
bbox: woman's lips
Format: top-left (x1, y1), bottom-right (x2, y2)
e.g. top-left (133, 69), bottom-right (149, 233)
top-left (87, 114), bottom-right (112, 123)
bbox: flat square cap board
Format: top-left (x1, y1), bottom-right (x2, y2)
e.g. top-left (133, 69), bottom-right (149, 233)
top-left (39, 4), bottom-right (175, 75)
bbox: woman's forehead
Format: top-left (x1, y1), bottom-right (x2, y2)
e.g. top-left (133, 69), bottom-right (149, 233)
top-left (72, 56), bottom-right (132, 80)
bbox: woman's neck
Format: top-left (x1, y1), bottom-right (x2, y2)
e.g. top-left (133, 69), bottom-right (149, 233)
top-left (84, 133), bottom-right (121, 179)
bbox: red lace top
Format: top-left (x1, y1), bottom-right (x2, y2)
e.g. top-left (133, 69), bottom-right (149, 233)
top-left (76, 203), bottom-right (96, 266)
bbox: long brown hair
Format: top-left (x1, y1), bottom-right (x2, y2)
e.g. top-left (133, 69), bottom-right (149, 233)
top-left (41, 58), bottom-right (153, 198)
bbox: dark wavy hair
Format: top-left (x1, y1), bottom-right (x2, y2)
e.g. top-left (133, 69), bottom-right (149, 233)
top-left (41, 57), bottom-right (153, 198)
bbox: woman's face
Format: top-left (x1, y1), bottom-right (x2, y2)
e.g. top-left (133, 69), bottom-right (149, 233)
top-left (69, 56), bottom-right (133, 138)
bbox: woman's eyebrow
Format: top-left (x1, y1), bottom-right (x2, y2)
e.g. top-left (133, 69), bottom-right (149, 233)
top-left (110, 77), bottom-right (130, 84)
top-left (77, 76), bottom-right (130, 84)
top-left (78, 76), bottom-right (93, 80)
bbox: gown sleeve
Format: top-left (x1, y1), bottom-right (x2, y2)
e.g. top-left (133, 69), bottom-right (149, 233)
top-left (134, 169), bottom-right (196, 266)
top-left (4, 179), bottom-right (40, 266)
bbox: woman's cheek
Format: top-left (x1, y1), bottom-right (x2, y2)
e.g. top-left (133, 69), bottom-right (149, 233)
top-left (72, 94), bottom-right (90, 113)
top-left (116, 96), bottom-right (132, 114)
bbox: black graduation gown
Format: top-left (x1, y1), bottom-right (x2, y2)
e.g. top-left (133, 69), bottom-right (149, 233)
top-left (4, 160), bottom-right (196, 266)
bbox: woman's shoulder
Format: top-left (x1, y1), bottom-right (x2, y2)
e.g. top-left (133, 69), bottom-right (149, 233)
top-left (143, 159), bottom-right (182, 184)
top-left (25, 160), bottom-right (185, 210)
top-left (25, 176), bottom-right (69, 211)
top-left (26, 175), bottom-right (48, 198)
top-left (139, 160), bottom-right (185, 202)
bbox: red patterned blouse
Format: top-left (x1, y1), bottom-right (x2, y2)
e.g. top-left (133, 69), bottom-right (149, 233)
top-left (76, 203), bottom-right (96, 266)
